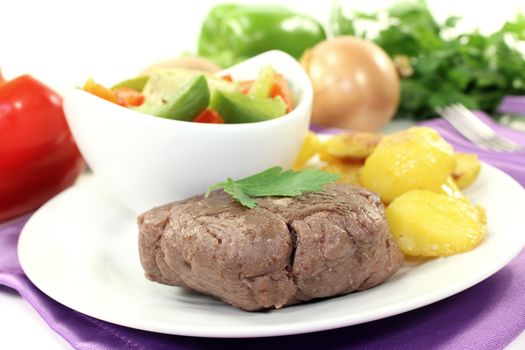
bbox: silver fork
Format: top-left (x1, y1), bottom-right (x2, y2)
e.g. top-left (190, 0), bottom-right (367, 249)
top-left (435, 104), bottom-right (523, 152)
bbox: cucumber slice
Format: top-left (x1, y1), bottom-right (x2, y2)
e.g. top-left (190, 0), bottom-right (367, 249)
top-left (211, 90), bottom-right (287, 124)
top-left (142, 68), bottom-right (234, 102)
top-left (249, 66), bottom-right (275, 99)
top-left (111, 76), bottom-right (149, 92)
top-left (136, 74), bottom-right (210, 121)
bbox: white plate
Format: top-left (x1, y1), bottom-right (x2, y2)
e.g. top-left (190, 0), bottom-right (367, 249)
top-left (18, 163), bottom-right (525, 338)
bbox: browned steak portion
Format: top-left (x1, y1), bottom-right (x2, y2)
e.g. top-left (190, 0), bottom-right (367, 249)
top-left (138, 184), bottom-right (403, 311)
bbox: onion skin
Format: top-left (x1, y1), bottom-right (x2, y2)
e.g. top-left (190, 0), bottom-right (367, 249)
top-left (303, 36), bottom-right (400, 131)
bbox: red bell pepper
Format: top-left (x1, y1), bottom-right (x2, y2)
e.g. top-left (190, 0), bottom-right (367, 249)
top-left (193, 108), bottom-right (224, 123)
top-left (0, 74), bottom-right (84, 222)
top-left (114, 87), bottom-right (145, 107)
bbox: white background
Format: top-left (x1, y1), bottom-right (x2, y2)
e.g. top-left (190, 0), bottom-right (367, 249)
top-left (1, 0), bottom-right (525, 349)
top-left (2, 0), bottom-right (524, 90)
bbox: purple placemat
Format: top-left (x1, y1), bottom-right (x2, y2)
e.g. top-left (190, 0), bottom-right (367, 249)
top-left (2, 113), bottom-right (525, 350)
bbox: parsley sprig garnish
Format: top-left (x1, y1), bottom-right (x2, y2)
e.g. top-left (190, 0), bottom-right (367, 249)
top-left (206, 167), bottom-right (340, 208)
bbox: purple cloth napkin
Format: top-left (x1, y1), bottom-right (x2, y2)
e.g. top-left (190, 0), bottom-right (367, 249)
top-left (1, 114), bottom-right (525, 350)
top-left (498, 95), bottom-right (525, 116)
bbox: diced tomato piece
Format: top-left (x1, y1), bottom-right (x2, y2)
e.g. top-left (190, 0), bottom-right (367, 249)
top-left (220, 74), bottom-right (233, 82)
top-left (236, 75), bottom-right (293, 112)
top-left (0, 69), bottom-right (4, 86)
top-left (83, 79), bottom-right (118, 104)
top-left (237, 80), bottom-right (254, 95)
top-left (193, 108), bottom-right (224, 124)
top-left (270, 74), bottom-right (293, 112)
top-left (114, 87), bottom-right (144, 107)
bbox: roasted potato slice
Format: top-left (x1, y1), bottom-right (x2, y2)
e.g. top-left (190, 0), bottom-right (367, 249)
top-left (386, 190), bottom-right (486, 257)
top-left (293, 132), bottom-right (322, 170)
top-left (452, 153), bottom-right (481, 189)
top-left (359, 127), bottom-right (456, 203)
top-left (321, 161), bottom-right (362, 185)
top-left (319, 132), bottom-right (382, 163)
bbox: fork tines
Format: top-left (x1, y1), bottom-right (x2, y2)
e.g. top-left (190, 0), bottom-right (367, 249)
top-left (436, 104), bottom-right (523, 152)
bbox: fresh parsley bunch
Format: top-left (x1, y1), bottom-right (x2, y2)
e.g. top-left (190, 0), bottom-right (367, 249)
top-left (332, 0), bottom-right (525, 119)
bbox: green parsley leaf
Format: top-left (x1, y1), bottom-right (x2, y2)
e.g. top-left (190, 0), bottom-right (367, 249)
top-left (223, 178), bottom-right (258, 209)
top-left (206, 167), bottom-right (340, 208)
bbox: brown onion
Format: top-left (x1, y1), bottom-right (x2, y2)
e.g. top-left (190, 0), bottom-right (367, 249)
top-left (302, 36), bottom-right (400, 131)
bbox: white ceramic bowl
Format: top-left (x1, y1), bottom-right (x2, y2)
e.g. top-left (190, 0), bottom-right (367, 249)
top-left (64, 51), bottom-right (312, 214)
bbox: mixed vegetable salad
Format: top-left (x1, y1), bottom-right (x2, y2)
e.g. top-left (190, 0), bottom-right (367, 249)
top-left (83, 66), bottom-right (294, 124)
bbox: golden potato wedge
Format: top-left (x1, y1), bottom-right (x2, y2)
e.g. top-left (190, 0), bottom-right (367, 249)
top-left (359, 127), bottom-right (456, 203)
top-left (319, 132), bottom-right (382, 163)
top-left (452, 153), bottom-right (481, 189)
top-left (321, 161), bottom-right (362, 185)
top-left (293, 132), bottom-right (322, 170)
top-left (386, 190), bottom-right (486, 257)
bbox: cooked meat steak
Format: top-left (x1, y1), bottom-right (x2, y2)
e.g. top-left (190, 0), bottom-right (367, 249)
top-left (138, 184), bottom-right (403, 311)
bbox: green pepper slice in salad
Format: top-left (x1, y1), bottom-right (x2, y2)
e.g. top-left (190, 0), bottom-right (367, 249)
top-left (82, 65), bottom-right (294, 124)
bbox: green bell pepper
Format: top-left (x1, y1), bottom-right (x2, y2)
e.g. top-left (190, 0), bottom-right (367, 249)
top-left (198, 4), bottom-right (326, 68)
